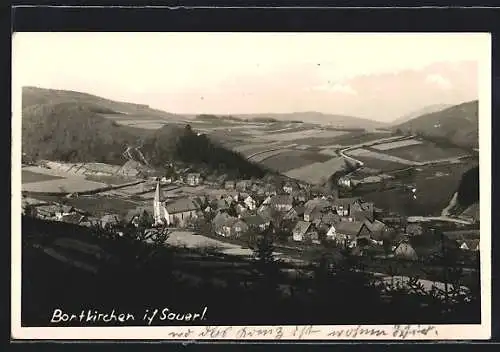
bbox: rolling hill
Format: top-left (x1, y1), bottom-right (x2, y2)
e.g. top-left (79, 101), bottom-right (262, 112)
top-left (22, 86), bottom-right (183, 120)
top-left (21, 87), bottom-right (268, 178)
top-left (391, 103), bottom-right (452, 126)
top-left (392, 100), bottom-right (479, 149)
top-left (232, 111), bottom-right (386, 129)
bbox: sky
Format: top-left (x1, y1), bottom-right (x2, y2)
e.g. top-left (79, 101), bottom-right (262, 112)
top-left (13, 32), bottom-right (488, 122)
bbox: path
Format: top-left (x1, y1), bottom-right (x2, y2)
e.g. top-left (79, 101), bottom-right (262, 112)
top-left (407, 215), bottom-right (473, 225)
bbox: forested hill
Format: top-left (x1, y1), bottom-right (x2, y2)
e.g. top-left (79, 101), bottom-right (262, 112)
top-left (456, 165), bottom-right (479, 209)
top-left (21, 90), bottom-right (267, 178)
top-left (22, 102), bottom-right (143, 164)
top-left (141, 124), bottom-right (268, 178)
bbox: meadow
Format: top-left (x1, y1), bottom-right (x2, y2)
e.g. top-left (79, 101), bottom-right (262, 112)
top-left (22, 170), bottom-right (64, 184)
top-left (374, 141), bottom-right (469, 163)
top-left (285, 157), bottom-right (346, 184)
top-left (358, 160), bottom-right (478, 216)
top-left (260, 150), bottom-right (332, 173)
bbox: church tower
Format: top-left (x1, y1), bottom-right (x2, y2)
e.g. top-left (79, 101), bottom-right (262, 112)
top-left (153, 180), bottom-right (169, 226)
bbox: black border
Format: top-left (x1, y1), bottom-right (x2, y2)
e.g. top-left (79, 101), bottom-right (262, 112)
top-left (8, 5), bottom-right (500, 348)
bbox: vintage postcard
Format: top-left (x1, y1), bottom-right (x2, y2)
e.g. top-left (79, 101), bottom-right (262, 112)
top-left (11, 32), bottom-right (491, 340)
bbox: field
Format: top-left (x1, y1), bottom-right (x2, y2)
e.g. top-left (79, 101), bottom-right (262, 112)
top-left (285, 157), bottom-right (346, 184)
top-left (374, 141), bottom-right (469, 162)
top-left (346, 148), bottom-right (416, 166)
top-left (84, 174), bottom-right (136, 186)
top-left (348, 156), bottom-right (409, 172)
top-left (371, 139), bottom-right (423, 150)
top-left (22, 178), bottom-right (109, 194)
top-left (22, 170), bottom-right (64, 184)
top-left (32, 194), bottom-right (143, 217)
top-left (358, 160), bottom-right (479, 216)
top-left (21, 166), bottom-right (110, 194)
top-left (260, 150), bottom-right (332, 173)
top-left (256, 129), bottom-right (348, 142)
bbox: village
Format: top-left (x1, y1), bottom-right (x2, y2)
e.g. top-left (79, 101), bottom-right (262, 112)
top-left (22, 157), bottom-right (480, 267)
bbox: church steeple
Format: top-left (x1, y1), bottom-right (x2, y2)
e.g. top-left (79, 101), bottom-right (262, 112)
top-left (153, 180), bottom-right (164, 226)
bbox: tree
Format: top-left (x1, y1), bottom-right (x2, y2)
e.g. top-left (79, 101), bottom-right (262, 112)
top-left (252, 229), bottom-right (281, 298)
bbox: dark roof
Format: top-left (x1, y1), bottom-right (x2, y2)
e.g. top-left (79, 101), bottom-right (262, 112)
top-left (364, 219), bottom-right (386, 233)
top-left (243, 214), bottom-right (269, 227)
top-left (212, 212), bottom-right (237, 228)
top-left (165, 198), bottom-right (199, 213)
top-left (61, 213), bottom-right (86, 224)
top-left (335, 221), bottom-right (367, 237)
top-left (270, 194), bottom-right (293, 206)
top-left (257, 206), bottom-right (274, 221)
top-left (292, 221), bottom-right (312, 236)
top-left (333, 197), bottom-right (361, 208)
top-left (321, 212), bottom-right (341, 225)
top-left (101, 214), bottom-right (121, 224)
top-left (461, 239), bottom-right (480, 249)
top-left (304, 198), bottom-right (330, 213)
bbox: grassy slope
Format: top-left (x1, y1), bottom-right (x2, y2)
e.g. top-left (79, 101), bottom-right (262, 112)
top-left (392, 100), bottom-right (479, 149)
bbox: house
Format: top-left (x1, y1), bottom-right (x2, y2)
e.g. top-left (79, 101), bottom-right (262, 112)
top-left (35, 204), bottom-right (62, 219)
top-left (231, 219), bottom-right (250, 238)
top-left (59, 213), bottom-right (88, 225)
top-left (283, 181), bottom-right (300, 194)
top-left (332, 197), bottom-right (360, 217)
top-left (164, 198), bottom-right (199, 227)
top-left (303, 198), bottom-right (330, 222)
top-left (236, 180), bottom-right (252, 192)
top-left (320, 211), bottom-right (341, 227)
top-left (350, 200), bottom-right (375, 222)
top-left (235, 203), bottom-right (248, 217)
top-left (100, 214), bottom-right (121, 230)
top-left (363, 219), bottom-right (388, 243)
top-left (458, 239), bottom-right (480, 251)
top-left (186, 173), bottom-right (201, 186)
top-left (212, 212), bottom-right (237, 237)
top-left (55, 205), bottom-right (76, 220)
top-left (257, 205), bottom-right (274, 223)
top-left (225, 180), bottom-right (235, 190)
top-left (291, 189), bottom-right (308, 203)
top-left (442, 230), bottom-right (480, 251)
top-left (338, 176), bottom-right (352, 188)
top-left (242, 214), bottom-right (270, 232)
top-left (284, 207), bottom-right (301, 221)
top-left (325, 221), bottom-right (371, 248)
top-left (243, 195), bottom-right (256, 210)
top-left (393, 240), bottom-right (419, 261)
top-left (269, 194), bottom-right (294, 212)
top-left (263, 184), bottom-right (278, 196)
top-left (292, 221), bottom-right (312, 242)
top-left (304, 230), bottom-right (320, 244)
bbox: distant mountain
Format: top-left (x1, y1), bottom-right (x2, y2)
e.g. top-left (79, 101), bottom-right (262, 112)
top-left (232, 112), bottom-right (385, 129)
top-left (391, 104), bottom-right (452, 126)
top-left (392, 100), bottom-right (479, 149)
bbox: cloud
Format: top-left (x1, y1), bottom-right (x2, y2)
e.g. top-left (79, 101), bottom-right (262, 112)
top-left (312, 82), bottom-right (358, 95)
top-left (425, 74), bottom-right (452, 90)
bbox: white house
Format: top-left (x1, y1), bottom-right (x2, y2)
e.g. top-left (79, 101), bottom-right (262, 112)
top-left (244, 195), bottom-right (256, 210)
